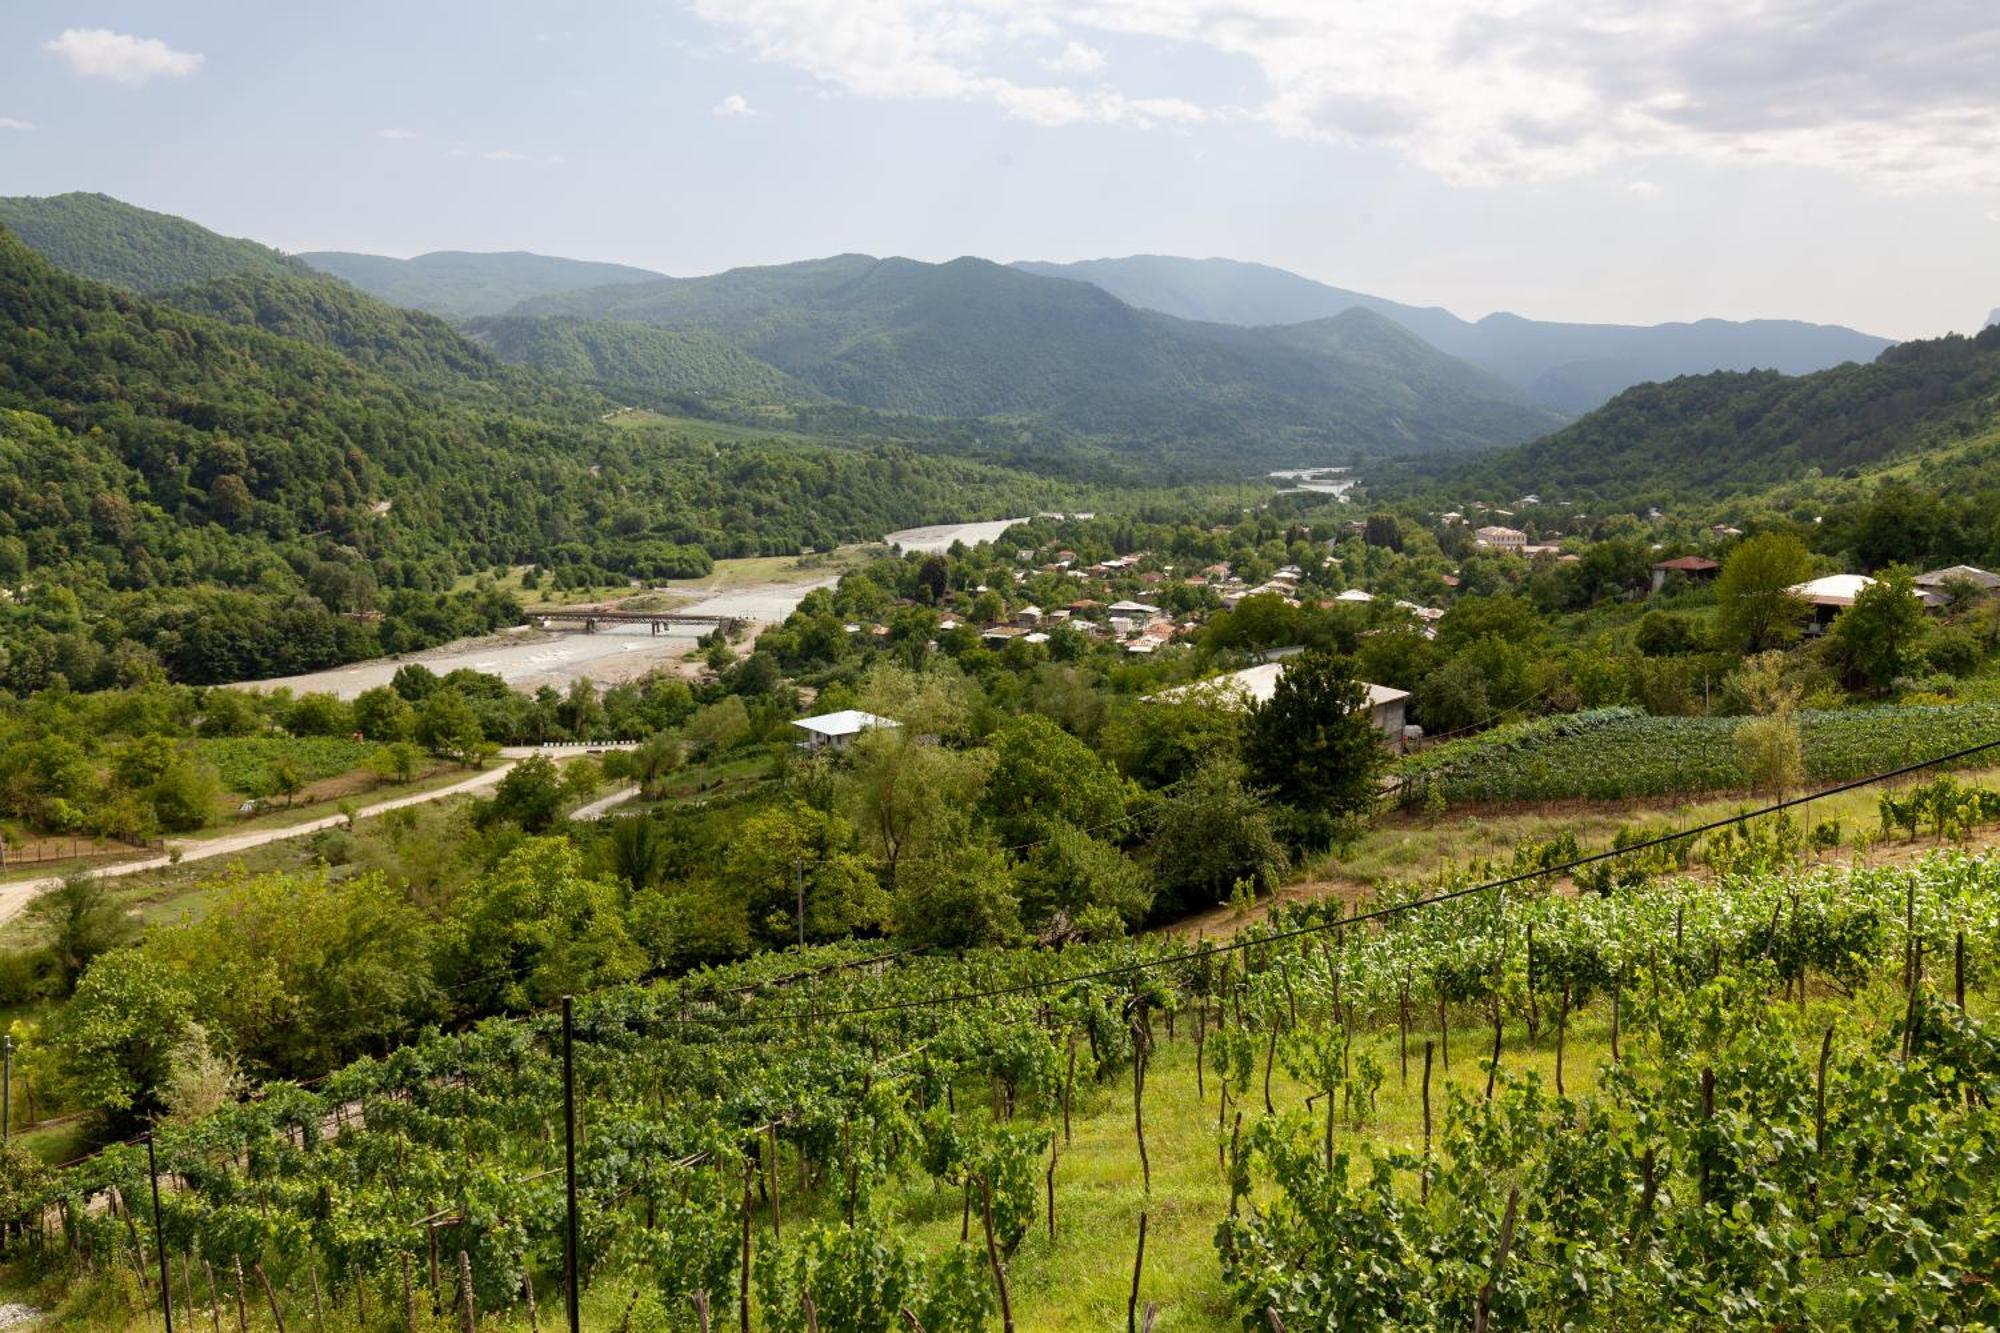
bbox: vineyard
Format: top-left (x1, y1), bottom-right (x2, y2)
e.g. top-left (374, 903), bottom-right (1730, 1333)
top-left (193, 738), bottom-right (380, 795)
top-left (6, 844), bottom-right (1997, 1331)
top-left (1394, 703), bottom-right (2000, 806)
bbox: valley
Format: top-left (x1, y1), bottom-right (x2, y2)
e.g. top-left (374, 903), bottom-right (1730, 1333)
top-left (1, 183), bottom-right (1998, 1333)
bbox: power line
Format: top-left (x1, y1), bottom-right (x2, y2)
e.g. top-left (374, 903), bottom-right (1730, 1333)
top-left (669, 732), bottom-right (2000, 1028)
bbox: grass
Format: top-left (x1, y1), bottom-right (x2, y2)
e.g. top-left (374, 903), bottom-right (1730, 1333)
top-left (1310, 761), bottom-right (2000, 892)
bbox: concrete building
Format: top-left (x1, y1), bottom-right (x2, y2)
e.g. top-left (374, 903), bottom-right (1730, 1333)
top-left (1474, 525), bottom-right (1527, 552)
top-left (791, 710), bottom-right (899, 752)
top-left (1145, 664), bottom-right (1412, 749)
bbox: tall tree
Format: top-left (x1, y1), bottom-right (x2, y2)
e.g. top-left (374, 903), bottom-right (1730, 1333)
top-left (1242, 650), bottom-right (1387, 830)
top-left (1712, 532), bottom-right (1812, 653)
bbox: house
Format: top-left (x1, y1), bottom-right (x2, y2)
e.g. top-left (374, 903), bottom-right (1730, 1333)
top-left (1474, 525), bottom-right (1527, 552)
top-left (1145, 664), bottom-right (1413, 750)
top-left (1650, 555), bottom-right (1721, 593)
top-left (1915, 565), bottom-right (2000, 596)
top-left (791, 710), bottom-right (899, 752)
top-left (982, 625), bottom-right (1027, 646)
top-left (1785, 574), bottom-right (1915, 632)
top-left (1015, 605), bottom-right (1043, 627)
top-left (1335, 589), bottom-right (1374, 603)
top-left (1107, 600), bottom-right (1161, 617)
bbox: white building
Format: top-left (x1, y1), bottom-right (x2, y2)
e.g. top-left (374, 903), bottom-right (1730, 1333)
top-left (791, 710), bottom-right (900, 752)
top-left (1145, 664), bottom-right (1411, 749)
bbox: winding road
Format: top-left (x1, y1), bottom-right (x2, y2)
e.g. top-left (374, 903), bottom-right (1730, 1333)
top-left (0, 745), bottom-right (638, 925)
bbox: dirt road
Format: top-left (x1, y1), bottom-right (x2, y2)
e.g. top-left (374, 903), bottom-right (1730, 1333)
top-left (0, 745), bottom-right (636, 925)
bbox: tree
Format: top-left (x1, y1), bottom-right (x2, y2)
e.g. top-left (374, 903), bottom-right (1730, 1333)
top-left (1242, 650), bottom-right (1386, 827)
top-left (1713, 533), bottom-right (1812, 653)
top-left (417, 689), bottom-right (490, 765)
top-left (48, 948), bottom-right (197, 1123)
top-left (893, 832), bottom-right (1020, 948)
top-left (847, 731), bottom-right (992, 888)
top-left (370, 740), bottom-right (424, 784)
top-left (1731, 653), bottom-right (1804, 793)
top-left (684, 695), bottom-right (752, 758)
top-left (1109, 690), bottom-right (1243, 789)
top-left (724, 803), bottom-right (889, 945)
top-left (268, 756), bottom-right (305, 807)
top-left (28, 874), bottom-right (133, 995)
top-left (1013, 821), bottom-right (1150, 937)
top-left (1828, 566), bottom-right (1929, 693)
top-left (486, 754), bottom-right (565, 832)
top-left (442, 838), bottom-right (644, 1013)
top-left (980, 714), bottom-right (1132, 846)
top-left (1145, 758), bottom-right (1287, 914)
top-left (351, 686), bottom-right (414, 741)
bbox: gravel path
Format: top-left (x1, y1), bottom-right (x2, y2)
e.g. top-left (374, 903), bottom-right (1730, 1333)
top-left (0, 744), bottom-right (636, 925)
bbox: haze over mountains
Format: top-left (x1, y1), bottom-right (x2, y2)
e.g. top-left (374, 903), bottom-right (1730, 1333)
top-left (1016, 256), bottom-right (1894, 414)
top-left (298, 250), bottom-right (664, 321)
top-left (0, 191), bottom-right (1933, 482)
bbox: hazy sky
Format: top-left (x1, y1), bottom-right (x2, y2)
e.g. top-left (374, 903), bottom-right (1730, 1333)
top-left (3, 1), bottom-right (1996, 339)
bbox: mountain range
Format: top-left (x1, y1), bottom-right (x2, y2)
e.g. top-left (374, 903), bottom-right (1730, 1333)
top-left (1016, 256), bottom-right (1894, 414)
top-left (0, 191), bottom-right (1933, 483)
top-left (297, 250), bottom-right (663, 320)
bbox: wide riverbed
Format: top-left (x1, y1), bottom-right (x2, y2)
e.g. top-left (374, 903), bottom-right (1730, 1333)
top-left (236, 579), bottom-right (838, 699)
top-left (239, 522), bottom-right (1032, 698)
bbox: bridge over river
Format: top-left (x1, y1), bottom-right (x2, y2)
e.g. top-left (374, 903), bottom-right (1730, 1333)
top-left (530, 608), bottom-right (740, 635)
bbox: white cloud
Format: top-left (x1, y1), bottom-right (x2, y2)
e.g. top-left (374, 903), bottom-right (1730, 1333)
top-left (44, 29), bottom-right (202, 85)
top-left (0, 118), bottom-right (33, 131)
top-left (690, 0), bottom-right (2000, 191)
top-left (1045, 41), bottom-right (1104, 75)
top-left (481, 149), bottom-right (530, 161)
top-left (1988, 210), bottom-right (2000, 224)
top-left (378, 128), bottom-right (418, 140)
top-left (712, 93), bottom-right (759, 117)
top-left (1626, 179), bottom-right (1663, 197)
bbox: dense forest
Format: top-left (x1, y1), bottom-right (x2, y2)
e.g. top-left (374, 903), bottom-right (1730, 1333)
top-left (1417, 325), bottom-right (2000, 505)
top-left (0, 225), bottom-right (1071, 690)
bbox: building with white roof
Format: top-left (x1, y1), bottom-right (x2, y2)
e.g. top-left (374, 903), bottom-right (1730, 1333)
top-left (790, 710), bottom-right (900, 752)
top-left (1145, 664), bottom-right (1411, 749)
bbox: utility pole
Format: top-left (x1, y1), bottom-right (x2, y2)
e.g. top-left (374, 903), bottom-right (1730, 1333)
top-left (561, 997), bottom-right (581, 1333)
top-left (3, 1033), bottom-right (11, 1143)
top-left (795, 859), bottom-right (806, 949)
top-left (147, 1134), bottom-right (175, 1333)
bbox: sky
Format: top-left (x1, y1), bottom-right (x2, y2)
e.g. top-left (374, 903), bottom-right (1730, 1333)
top-left (2, 1), bottom-right (1997, 340)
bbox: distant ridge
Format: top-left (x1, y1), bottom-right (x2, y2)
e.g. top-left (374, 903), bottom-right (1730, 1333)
top-left (1016, 254), bottom-right (1894, 414)
top-left (299, 250), bottom-right (665, 319)
top-left (510, 252), bottom-right (1565, 459)
top-left (0, 191), bottom-right (311, 293)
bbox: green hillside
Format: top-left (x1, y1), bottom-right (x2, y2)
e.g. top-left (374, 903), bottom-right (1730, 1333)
top-left (299, 248), bottom-right (665, 318)
top-left (464, 313), bottom-right (809, 404)
top-left (1422, 326), bottom-right (2000, 505)
top-left (0, 224), bottom-right (1070, 691)
top-left (0, 191), bottom-right (310, 293)
top-left (516, 254), bottom-right (1566, 459)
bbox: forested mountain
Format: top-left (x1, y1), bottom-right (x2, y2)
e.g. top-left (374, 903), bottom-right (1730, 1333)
top-left (298, 249), bottom-right (665, 319)
top-left (0, 224), bottom-right (1068, 691)
top-left (1018, 255), bottom-right (1893, 413)
top-left (463, 314), bottom-right (810, 405)
top-left (1423, 326), bottom-right (2000, 504)
top-left (0, 192), bottom-right (311, 293)
top-left (1988, 307), bottom-right (1999, 329)
top-left (513, 254), bottom-right (1565, 458)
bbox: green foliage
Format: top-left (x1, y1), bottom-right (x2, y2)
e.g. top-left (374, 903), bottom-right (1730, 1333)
top-left (1397, 702), bottom-right (2000, 806)
top-left (1826, 566), bottom-right (1929, 692)
top-left (441, 837), bottom-right (645, 1012)
top-left (0, 191), bottom-right (310, 293)
top-left (1243, 649), bottom-right (1387, 828)
top-left (1711, 532), bottom-right (1813, 653)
